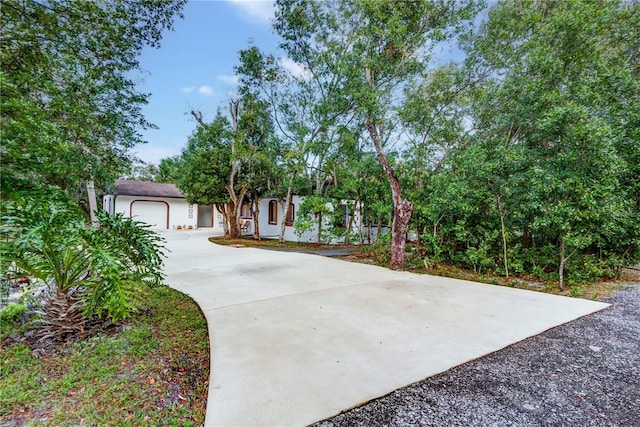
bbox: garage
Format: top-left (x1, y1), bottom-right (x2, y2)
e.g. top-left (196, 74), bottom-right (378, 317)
top-left (131, 200), bottom-right (169, 229)
top-left (105, 180), bottom-right (198, 230)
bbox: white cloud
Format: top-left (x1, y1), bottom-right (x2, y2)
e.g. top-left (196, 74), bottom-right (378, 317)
top-left (218, 74), bottom-right (239, 85)
top-left (228, 0), bottom-right (274, 22)
top-left (279, 57), bottom-right (311, 79)
top-left (198, 85), bottom-right (214, 96)
top-left (180, 86), bottom-right (195, 93)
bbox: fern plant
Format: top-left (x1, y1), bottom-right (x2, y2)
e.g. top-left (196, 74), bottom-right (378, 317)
top-left (1, 190), bottom-right (166, 343)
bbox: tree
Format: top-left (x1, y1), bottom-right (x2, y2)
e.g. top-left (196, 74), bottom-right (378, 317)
top-left (182, 58), bottom-right (277, 239)
top-left (1, 1), bottom-right (184, 340)
top-left (175, 113), bottom-right (233, 234)
top-left (1, 189), bottom-right (165, 342)
top-left (235, 40), bottom-right (358, 243)
top-left (1, 0), bottom-right (186, 209)
top-left (459, 0), bottom-right (640, 287)
top-left (125, 163), bottom-right (161, 182)
top-left (274, 0), bottom-right (481, 268)
top-left (157, 156), bottom-right (182, 183)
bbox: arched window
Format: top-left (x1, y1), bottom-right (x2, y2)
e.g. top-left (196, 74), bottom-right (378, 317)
top-left (268, 200), bottom-right (277, 225)
top-left (285, 203), bottom-right (295, 226)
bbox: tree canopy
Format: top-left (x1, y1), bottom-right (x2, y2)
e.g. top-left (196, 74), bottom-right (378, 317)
top-left (1, 0), bottom-right (186, 204)
top-left (1, 0), bottom-right (186, 331)
top-left (162, 0), bottom-right (639, 285)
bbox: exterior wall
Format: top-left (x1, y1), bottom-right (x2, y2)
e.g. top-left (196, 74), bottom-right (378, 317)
top-left (195, 204), bottom-right (226, 229)
top-left (256, 196), bottom-right (301, 240)
top-left (212, 205), bottom-right (226, 229)
top-left (105, 191), bottom-right (384, 241)
top-left (109, 195), bottom-right (198, 230)
top-left (256, 196), bottom-right (364, 244)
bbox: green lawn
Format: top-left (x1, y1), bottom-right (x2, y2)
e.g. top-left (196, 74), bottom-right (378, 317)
top-left (1, 286), bottom-right (209, 426)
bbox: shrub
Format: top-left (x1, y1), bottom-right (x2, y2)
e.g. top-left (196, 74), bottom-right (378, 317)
top-left (0, 303), bottom-right (27, 335)
top-left (1, 190), bottom-right (166, 343)
top-left (370, 232), bottom-right (392, 265)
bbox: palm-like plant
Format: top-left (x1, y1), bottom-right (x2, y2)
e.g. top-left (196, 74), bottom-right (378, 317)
top-left (1, 190), bottom-right (165, 343)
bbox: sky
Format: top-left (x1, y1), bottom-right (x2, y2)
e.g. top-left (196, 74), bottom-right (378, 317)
top-left (133, 0), bottom-right (281, 165)
top-left (133, 0), bottom-right (473, 166)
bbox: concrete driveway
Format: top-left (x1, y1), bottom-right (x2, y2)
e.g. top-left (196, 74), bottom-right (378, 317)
top-left (162, 230), bottom-right (608, 427)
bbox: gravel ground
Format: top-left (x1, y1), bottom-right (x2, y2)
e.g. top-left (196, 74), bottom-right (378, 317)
top-left (313, 283), bottom-right (640, 427)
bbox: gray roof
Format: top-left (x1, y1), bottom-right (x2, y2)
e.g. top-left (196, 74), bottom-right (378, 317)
top-left (115, 179), bottom-right (185, 199)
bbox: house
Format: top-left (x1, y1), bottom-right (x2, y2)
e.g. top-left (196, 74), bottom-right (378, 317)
top-left (104, 180), bottom-right (385, 243)
top-left (253, 195), bottom-right (363, 244)
top-left (103, 179), bottom-right (202, 230)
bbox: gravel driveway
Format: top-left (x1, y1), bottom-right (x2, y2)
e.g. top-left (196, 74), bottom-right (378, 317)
top-left (313, 284), bottom-right (640, 427)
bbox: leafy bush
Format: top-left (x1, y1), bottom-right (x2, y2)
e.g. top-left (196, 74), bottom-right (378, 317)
top-left (419, 233), bottom-right (445, 269)
top-left (370, 232), bottom-right (392, 265)
top-left (464, 243), bottom-right (495, 274)
top-left (1, 190), bottom-right (166, 335)
top-left (293, 213), bottom-right (315, 242)
top-left (0, 303), bottom-right (27, 335)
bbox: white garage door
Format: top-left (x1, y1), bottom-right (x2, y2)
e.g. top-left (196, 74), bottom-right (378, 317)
top-left (131, 201), bottom-right (168, 229)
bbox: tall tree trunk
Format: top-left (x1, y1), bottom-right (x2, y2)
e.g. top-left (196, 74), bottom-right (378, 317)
top-left (279, 189), bottom-right (293, 244)
top-left (86, 180), bottom-right (98, 226)
top-left (559, 237), bottom-right (566, 291)
top-left (227, 98), bottom-right (244, 239)
top-left (344, 200), bottom-right (357, 246)
top-left (367, 215), bottom-right (373, 245)
top-left (358, 201), bottom-right (364, 245)
top-left (234, 186), bottom-right (248, 234)
top-left (366, 118), bottom-right (412, 270)
top-left (558, 236), bottom-right (577, 291)
top-left (251, 190), bottom-right (261, 240)
top-left (227, 202), bottom-right (239, 238)
top-left (316, 212), bottom-right (323, 244)
top-left (279, 170), bottom-right (297, 244)
top-left (496, 193), bottom-right (509, 278)
top-left (216, 204), bottom-right (229, 236)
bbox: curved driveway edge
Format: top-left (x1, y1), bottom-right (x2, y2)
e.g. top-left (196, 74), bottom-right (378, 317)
top-left (162, 230), bottom-right (609, 427)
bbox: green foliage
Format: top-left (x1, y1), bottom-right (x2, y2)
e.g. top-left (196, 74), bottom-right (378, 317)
top-left (293, 214), bottom-right (315, 241)
top-left (1, 190), bottom-right (165, 322)
top-left (170, 0), bottom-right (637, 284)
top-left (0, 286), bottom-right (209, 425)
top-left (404, 0), bottom-right (639, 285)
top-left (157, 156), bottom-right (183, 183)
top-left (0, 303), bottom-right (27, 334)
top-left (1, 0), bottom-right (186, 200)
top-left (175, 113), bottom-right (233, 206)
top-left (82, 211), bottom-right (166, 320)
top-left (295, 196), bottom-right (333, 242)
top-left (370, 231), bottom-right (392, 266)
top-left (464, 243), bottom-right (494, 274)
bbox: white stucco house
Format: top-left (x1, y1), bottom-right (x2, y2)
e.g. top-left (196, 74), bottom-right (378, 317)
top-left (104, 180), bottom-right (385, 243)
top-left (103, 179), bottom-right (201, 230)
top-left (254, 195), bottom-right (365, 244)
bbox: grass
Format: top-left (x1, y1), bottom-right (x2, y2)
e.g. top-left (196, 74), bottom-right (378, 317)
top-left (0, 286), bottom-right (209, 426)
top-left (208, 235), bottom-right (342, 250)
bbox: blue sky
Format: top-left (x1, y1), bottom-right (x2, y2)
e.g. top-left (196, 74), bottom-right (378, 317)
top-left (133, 0), bottom-right (473, 165)
top-left (134, 0), bottom-right (280, 165)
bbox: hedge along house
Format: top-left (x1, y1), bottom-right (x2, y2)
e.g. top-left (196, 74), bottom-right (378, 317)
top-left (103, 179), bottom-right (202, 230)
